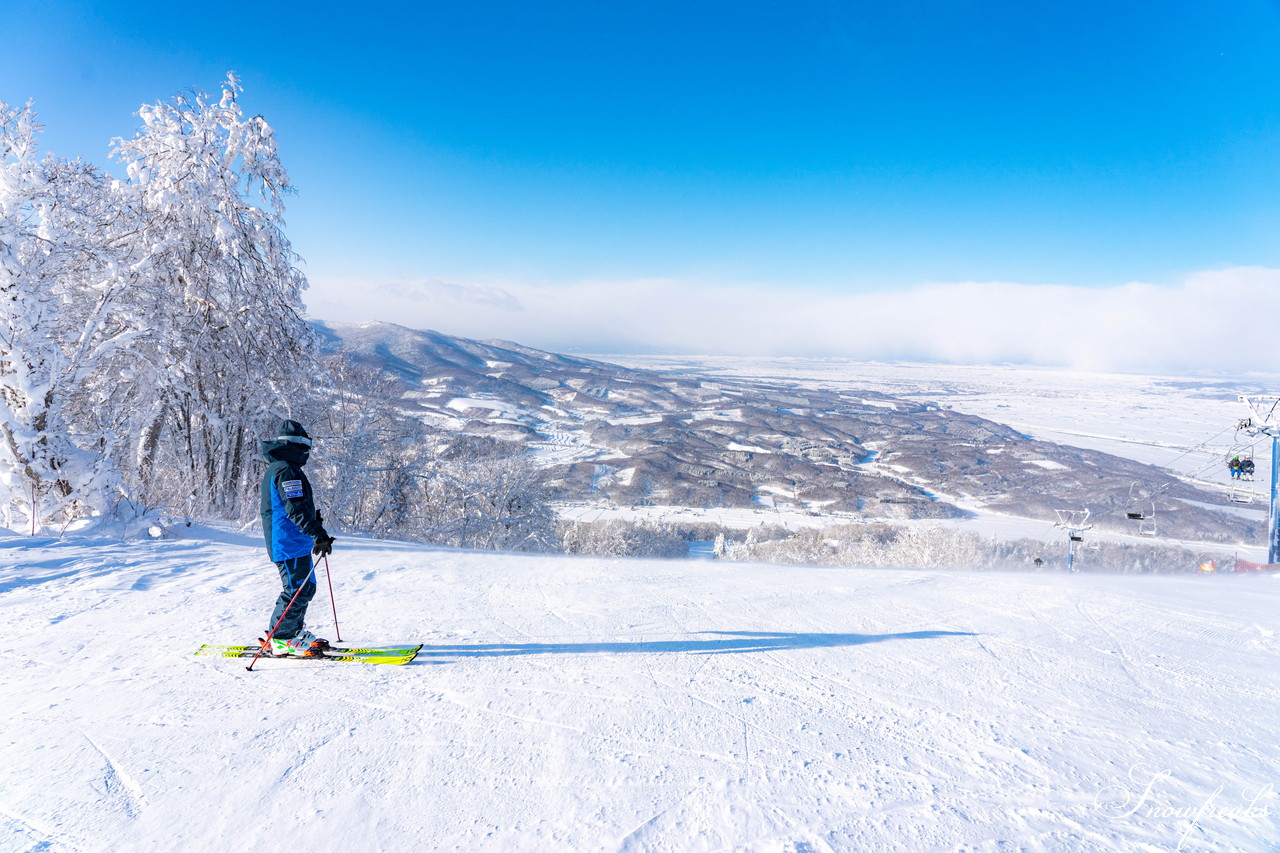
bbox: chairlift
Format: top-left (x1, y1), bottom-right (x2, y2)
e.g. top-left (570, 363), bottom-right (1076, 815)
top-left (1226, 435), bottom-right (1261, 504)
top-left (1125, 483), bottom-right (1153, 520)
top-left (1127, 505), bottom-right (1158, 535)
top-left (1228, 456), bottom-right (1257, 481)
top-left (1123, 482), bottom-right (1157, 534)
top-left (1229, 483), bottom-right (1256, 505)
top-left (1226, 432), bottom-right (1262, 480)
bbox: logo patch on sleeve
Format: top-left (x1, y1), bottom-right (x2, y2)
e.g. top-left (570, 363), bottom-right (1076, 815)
top-left (282, 479), bottom-right (304, 499)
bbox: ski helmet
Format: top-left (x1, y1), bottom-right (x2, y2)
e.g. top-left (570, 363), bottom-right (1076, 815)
top-left (277, 419), bottom-right (312, 446)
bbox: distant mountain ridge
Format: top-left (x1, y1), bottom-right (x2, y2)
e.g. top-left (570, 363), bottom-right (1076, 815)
top-left (313, 321), bottom-right (1258, 544)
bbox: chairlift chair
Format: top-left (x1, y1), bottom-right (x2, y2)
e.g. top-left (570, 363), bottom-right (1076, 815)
top-left (1229, 483), bottom-right (1255, 505)
top-left (1226, 434), bottom-right (1262, 479)
top-left (1123, 487), bottom-right (1157, 534)
top-left (1125, 502), bottom-right (1154, 521)
top-left (1124, 482), bottom-right (1154, 521)
top-left (1129, 501), bottom-right (1158, 535)
top-left (1224, 440), bottom-right (1260, 502)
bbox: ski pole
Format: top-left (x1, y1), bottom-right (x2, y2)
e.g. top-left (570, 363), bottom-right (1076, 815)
top-left (322, 554), bottom-right (342, 642)
top-left (246, 570), bottom-right (310, 672)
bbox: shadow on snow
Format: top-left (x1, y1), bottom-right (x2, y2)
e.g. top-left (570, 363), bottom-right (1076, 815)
top-left (416, 630), bottom-right (975, 659)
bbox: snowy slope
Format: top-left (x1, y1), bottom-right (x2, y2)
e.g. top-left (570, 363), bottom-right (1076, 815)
top-left (3, 528), bottom-right (1278, 852)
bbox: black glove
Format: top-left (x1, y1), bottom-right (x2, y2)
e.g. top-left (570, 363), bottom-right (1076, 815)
top-left (312, 534), bottom-right (335, 556)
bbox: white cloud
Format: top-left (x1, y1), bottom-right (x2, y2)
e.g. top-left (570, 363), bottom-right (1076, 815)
top-left (305, 267), bottom-right (1280, 374)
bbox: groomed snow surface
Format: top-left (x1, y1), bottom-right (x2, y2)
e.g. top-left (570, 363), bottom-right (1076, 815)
top-left (4, 527), bottom-right (1278, 852)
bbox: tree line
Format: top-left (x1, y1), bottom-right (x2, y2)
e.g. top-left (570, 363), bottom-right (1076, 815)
top-left (0, 75), bottom-right (555, 550)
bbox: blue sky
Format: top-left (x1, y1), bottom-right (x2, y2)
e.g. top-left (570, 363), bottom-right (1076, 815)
top-left (4, 1), bottom-right (1280, 367)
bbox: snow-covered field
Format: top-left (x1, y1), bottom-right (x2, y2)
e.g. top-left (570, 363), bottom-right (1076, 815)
top-left (4, 525), bottom-right (1279, 852)
top-left (591, 356), bottom-right (1276, 487)
top-left (585, 357), bottom-right (1278, 557)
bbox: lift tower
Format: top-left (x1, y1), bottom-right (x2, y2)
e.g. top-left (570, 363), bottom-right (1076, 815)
top-left (1054, 509), bottom-right (1092, 573)
top-left (1238, 396), bottom-right (1280, 564)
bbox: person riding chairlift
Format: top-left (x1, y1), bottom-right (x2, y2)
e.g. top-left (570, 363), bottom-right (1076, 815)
top-left (1229, 455), bottom-right (1243, 480)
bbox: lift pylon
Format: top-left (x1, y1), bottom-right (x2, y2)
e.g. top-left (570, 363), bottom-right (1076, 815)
top-left (1054, 509), bottom-right (1093, 573)
top-left (1237, 396), bottom-right (1280, 564)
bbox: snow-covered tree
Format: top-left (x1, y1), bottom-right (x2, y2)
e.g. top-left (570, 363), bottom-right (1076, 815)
top-left (0, 101), bottom-right (138, 531)
top-left (558, 518), bottom-right (687, 558)
top-left (423, 448), bottom-right (558, 552)
top-left (109, 74), bottom-right (316, 518)
top-left (304, 356), bottom-right (434, 536)
top-left (301, 357), bottom-right (561, 552)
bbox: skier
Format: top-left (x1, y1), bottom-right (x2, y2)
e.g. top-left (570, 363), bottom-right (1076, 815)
top-left (258, 419), bottom-right (336, 655)
top-left (1229, 456), bottom-right (1243, 480)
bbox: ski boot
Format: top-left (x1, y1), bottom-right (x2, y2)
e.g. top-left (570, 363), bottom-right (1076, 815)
top-left (260, 634), bottom-right (324, 657)
top-left (295, 627), bottom-right (332, 651)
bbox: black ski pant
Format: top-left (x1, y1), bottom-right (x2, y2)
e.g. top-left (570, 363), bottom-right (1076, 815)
top-left (268, 555), bottom-right (316, 639)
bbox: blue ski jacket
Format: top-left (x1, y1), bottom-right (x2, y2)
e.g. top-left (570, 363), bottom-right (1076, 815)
top-left (259, 438), bottom-right (328, 562)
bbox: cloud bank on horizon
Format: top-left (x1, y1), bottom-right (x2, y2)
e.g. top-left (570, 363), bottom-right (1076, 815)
top-left (306, 267), bottom-right (1277, 375)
